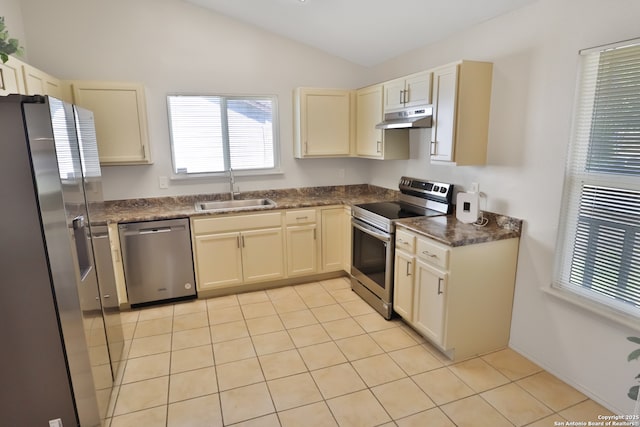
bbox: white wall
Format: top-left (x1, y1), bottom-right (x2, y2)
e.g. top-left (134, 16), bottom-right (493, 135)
top-left (18, 0), bottom-right (373, 200)
top-left (368, 0), bottom-right (640, 414)
top-left (0, 0), bottom-right (27, 59)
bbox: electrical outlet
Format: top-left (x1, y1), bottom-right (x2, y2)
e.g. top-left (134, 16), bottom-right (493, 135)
top-left (49, 419), bottom-right (63, 427)
top-left (470, 182), bottom-right (479, 193)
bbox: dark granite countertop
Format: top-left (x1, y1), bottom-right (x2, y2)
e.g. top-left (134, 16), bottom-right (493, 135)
top-left (90, 184), bottom-right (398, 224)
top-left (396, 212), bottom-right (522, 247)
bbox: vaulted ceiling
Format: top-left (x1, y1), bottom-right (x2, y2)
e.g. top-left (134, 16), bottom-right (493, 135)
top-left (186, 0), bottom-right (537, 66)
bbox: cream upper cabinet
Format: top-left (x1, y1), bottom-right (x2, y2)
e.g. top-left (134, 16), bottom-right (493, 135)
top-left (430, 60), bottom-right (493, 165)
top-left (0, 56), bottom-right (25, 95)
top-left (0, 56), bottom-right (72, 101)
top-left (393, 225), bottom-right (518, 361)
top-left (72, 81), bottom-right (151, 165)
top-left (383, 71), bottom-right (432, 112)
top-left (22, 63), bottom-right (72, 102)
top-left (285, 210), bottom-right (318, 277)
top-left (355, 84), bottom-right (409, 160)
top-left (294, 87), bottom-right (354, 158)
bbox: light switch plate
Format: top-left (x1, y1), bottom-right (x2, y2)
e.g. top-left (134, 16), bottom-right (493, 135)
top-left (159, 176), bottom-right (169, 189)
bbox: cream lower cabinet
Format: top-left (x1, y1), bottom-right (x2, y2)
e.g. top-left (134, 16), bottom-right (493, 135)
top-left (393, 225), bottom-right (518, 360)
top-left (413, 259), bottom-right (448, 346)
top-left (393, 228), bottom-right (416, 320)
top-left (192, 212), bottom-right (285, 291)
top-left (285, 210), bottom-right (317, 277)
top-left (320, 207), bottom-right (349, 272)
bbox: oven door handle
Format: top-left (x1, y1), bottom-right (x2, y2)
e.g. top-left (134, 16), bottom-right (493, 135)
top-left (352, 220), bottom-right (392, 243)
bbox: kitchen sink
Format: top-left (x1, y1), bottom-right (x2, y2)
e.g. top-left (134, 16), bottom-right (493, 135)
top-left (194, 198), bottom-right (277, 212)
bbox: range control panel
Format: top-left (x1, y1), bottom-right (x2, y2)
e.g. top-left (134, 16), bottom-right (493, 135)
top-left (399, 176), bottom-right (453, 201)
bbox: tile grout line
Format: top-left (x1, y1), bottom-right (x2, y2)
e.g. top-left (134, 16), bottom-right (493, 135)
top-left (111, 279), bottom-right (596, 427)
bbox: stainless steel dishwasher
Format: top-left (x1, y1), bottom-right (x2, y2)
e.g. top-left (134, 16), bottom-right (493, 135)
top-left (119, 218), bottom-right (196, 306)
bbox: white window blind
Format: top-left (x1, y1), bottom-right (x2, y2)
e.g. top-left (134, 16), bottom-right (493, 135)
top-left (554, 40), bottom-right (640, 318)
top-left (167, 95), bottom-right (276, 175)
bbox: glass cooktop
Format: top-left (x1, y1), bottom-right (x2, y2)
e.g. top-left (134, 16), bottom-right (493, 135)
top-left (355, 201), bottom-right (444, 220)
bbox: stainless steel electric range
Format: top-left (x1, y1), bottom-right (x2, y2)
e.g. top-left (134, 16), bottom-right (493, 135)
top-left (351, 177), bottom-right (454, 319)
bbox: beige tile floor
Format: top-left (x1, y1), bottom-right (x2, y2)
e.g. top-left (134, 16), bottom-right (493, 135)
top-left (105, 277), bottom-right (614, 427)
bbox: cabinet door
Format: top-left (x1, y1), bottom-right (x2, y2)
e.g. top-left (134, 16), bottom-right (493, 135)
top-left (430, 65), bottom-right (458, 162)
top-left (321, 208), bottom-right (346, 272)
top-left (72, 81), bottom-right (151, 165)
top-left (241, 228), bottom-right (285, 283)
top-left (383, 78), bottom-right (406, 112)
top-left (22, 63), bottom-right (71, 102)
top-left (405, 72), bottom-right (432, 107)
top-left (413, 259), bottom-right (447, 346)
top-left (356, 85), bottom-right (384, 157)
top-left (194, 232), bottom-right (243, 290)
top-left (0, 56), bottom-right (25, 95)
top-left (295, 88), bottom-right (351, 157)
top-left (393, 250), bottom-right (414, 321)
top-left (286, 224), bottom-right (317, 277)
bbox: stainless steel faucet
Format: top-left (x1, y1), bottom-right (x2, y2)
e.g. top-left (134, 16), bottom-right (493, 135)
top-left (228, 168), bottom-right (240, 200)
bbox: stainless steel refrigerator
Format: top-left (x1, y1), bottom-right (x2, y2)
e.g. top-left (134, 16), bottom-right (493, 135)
top-left (0, 95), bottom-right (121, 426)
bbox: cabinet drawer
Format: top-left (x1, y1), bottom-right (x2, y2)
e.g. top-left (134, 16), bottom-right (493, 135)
top-left (416, 237), bottom-right (449, 269)
top-left (193, 212), bottom-right (282, 234)
top-left (395, 229), bottom-right (416, 254)
top-left (285, 209), bottom-right (316, 225)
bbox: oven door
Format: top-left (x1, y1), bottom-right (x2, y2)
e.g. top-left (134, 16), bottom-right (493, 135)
top-left (351, 218), bottom-right (394, 305)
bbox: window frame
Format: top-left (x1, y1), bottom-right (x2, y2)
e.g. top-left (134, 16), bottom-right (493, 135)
top-left (551, 38), bottom-right (640, 326)
top-left (166, 93), bottom-right (281, 179)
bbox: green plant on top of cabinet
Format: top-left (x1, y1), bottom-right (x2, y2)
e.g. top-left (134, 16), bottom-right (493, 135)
top-left (72, 81), bottom-right (151, 165)
top-left (383, 70), bottom-right (432, 112)
top-left (294, 87), bottom-right (354, 158)
top-left (356, 84), bottom-right (409, 160)
top-left (430, 60), bottom-right (493, 165)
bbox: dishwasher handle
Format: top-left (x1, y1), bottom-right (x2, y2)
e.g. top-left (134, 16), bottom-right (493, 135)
top-left (138, 226), bottom-right (173, 235)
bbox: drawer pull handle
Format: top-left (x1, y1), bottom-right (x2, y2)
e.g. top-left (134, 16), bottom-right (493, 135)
top-left (422, 250), bottom-right (438, 259)
top-left (437, 278), bottom-right (443, 295)
top-left (406, 261), bottom-right (411, 276)
top-left (296, 216), bottom-right (308, 220)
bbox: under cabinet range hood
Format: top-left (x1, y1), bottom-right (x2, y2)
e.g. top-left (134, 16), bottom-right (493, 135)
top-left (376, 105), bottom-right (433, 129)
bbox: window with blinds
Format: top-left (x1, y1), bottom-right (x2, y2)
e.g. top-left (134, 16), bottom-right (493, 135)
top-left (553, 39), bottom-right (640, 318)
top-left (167, 95), bottom-right (277, 175)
